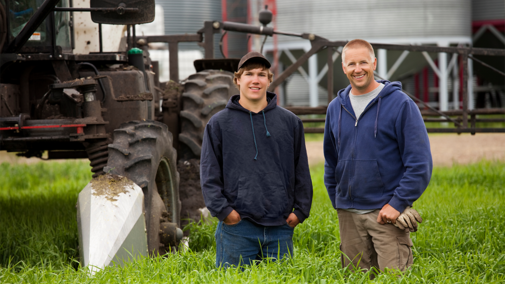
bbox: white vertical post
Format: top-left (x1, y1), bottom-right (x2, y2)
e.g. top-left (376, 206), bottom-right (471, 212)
top-left (249, 0), bottom-right (261, 52)
top-left (309, 53), bottom-right (319, 107)
top-left (452, 54), bottom-right (459, 109)
top-left (278, 61), bottom-right (285, 106)
top-left (468, 57), bottom-right (474, 110)
top-left (378, 49), bottom-right (387, 80)
top-left (438, 45), bottom-right (448, 111)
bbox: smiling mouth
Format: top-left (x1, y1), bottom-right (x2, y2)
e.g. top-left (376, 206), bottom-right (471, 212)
top-left (353, 74), bottom-right (365, 79)
top-left (249, 87), bottom-right (261, 90)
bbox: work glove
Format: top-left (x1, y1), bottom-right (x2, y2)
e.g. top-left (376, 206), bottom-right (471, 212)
top-left (394, 207), bottom-right (423, 232)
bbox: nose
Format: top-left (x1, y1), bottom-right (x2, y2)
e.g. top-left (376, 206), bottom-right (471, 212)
top-left (355, 64), bottom-right (363, 73)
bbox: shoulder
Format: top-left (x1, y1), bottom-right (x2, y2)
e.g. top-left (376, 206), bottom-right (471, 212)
top-left (384, 88), bottom-right (413, 107)
top-left (273, 106), bottom-right (303, 124)
top-left (328, 95), bottom-right (342, 109)
top-left (207, 108), bottom-right (232, 126)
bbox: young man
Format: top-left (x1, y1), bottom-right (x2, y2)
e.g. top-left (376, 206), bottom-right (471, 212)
top-left (200, 51), bottom-right (313, 268)
top-left (323, 39), bottom-right (432, 273)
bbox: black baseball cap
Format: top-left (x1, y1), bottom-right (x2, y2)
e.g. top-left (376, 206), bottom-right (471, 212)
top-left (238, 51), bottom-right (271, 70)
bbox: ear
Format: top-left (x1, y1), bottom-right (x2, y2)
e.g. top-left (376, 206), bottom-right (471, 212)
top-left (342, 62), bottom-right (346, 73)
top-left (373, 57), bottom-right (377, 71)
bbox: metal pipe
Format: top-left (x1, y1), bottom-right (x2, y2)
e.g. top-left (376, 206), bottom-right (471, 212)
top-left (53, 7), bottom-right (139, 12)
top-left (49, 9), bottom-right (56, 57)
top-left (301, 118), bottom-right (326, 123)
top-left (423, 118), bottom-right (505, 123)
top-left (99, 24), bottom-right (103, 53)
top-left (327, 48), bottom-right (334, 105)
top-left (274, 30), bottom-right (303, 37)
top-left (168, 42), bottom-right (179, 82)
top-left (462, 52), bottom-right (469, 127)
top-left (268, 41), bottom-right (325, 92)
top-left (132, 25), bottom-right (136, 49)
top-left (468, 54), bottom-right (505, 77)
top-left (303, 127), bottom-right (505, 134)
top-left (127, 25), bottom-right (131, 50)
top-left (222, 21), bottom-right (274, 36)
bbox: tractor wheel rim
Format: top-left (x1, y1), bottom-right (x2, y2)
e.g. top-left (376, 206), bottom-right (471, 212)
top-left (155, 158), bottom-right (177, 223)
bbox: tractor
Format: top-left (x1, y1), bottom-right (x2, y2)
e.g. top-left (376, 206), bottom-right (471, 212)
top-left (4, 0), bottom-right (504, 272)
top-left (0, 0), bottom-right (268, 269)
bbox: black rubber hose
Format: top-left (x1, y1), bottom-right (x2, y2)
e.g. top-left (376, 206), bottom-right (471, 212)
top-left (260, 35), bottom-right (268, 54)
top-left (76, 62), bottom-right (107, 103)
top-left (219, 31), bottom-right (228, 59)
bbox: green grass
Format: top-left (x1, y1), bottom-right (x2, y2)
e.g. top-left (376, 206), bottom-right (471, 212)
top-left (1, 160), bottom-right (505, 283)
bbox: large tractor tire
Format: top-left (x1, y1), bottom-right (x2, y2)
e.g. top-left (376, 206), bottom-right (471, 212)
top-left (104, 120), bottom-right (180, 255)
top-left (179, 70), bottom-right (238, 160)
top-left (177, 70), bottom-right (238, 228)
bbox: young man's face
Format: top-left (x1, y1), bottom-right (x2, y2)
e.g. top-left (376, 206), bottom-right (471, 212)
top-left (236, 67), bottom-right (270, 104)
top-left (342, 47), bottom-right (377, 94)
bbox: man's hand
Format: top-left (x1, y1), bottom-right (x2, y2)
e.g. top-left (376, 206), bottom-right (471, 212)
top-left (394, 207), bottom-right (423, 232)
top-left (223, 210), bottom-right (241, 225)
top-left (377, 204), bottom-right (401, 225)
top-left (286, 213), bottom-right (300, 228)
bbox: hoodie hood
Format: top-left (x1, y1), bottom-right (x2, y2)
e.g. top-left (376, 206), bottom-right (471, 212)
top-left (226, 91), bottom-right (277, 113)
top-left (225, 91), bottom-right (277, 160)
top-left (335, 80), bottom-right (402, 145)
top-left (337, 80), bottom-right (402, 106)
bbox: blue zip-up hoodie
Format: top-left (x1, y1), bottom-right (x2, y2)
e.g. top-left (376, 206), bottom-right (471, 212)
top-left (323, 80), bottom-right (432, 213)
top-left (201, 92), bottom-right (313, 226)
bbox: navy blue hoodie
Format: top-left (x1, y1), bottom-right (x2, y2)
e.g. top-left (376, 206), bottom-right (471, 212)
top-left (200, 92), bottom-right (313, 226)
top-left (323, 81), bottom-right (432, 213)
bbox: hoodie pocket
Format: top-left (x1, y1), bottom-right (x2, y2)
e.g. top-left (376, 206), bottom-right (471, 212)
top-left (351, 160), bottom-right (385, 200)
top-left (334, 160), bottom-right (349, 197)
top-left (236, 173), bottom-right (288, 220)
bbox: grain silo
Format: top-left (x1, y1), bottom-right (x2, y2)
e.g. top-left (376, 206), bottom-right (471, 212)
top-left (260, 0), bottom-right (472, 110)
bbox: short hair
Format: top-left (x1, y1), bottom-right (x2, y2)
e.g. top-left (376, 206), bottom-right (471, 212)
top-left (341, 39), bottom-right (375, 63)
top-left (233, 62), bottom-right (274, 88)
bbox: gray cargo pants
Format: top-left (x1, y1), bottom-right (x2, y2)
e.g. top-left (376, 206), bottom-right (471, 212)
top-left (337, 209), bottom-right (413, 273)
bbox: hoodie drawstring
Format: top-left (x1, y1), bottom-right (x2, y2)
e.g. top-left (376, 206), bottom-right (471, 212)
top-left (262, 110), bottom-right (271, 137)
top-left (374, 97), bottom-right (381, 138)
top-left (250, 111), bottom-right (271, 160)
top-left (338, 104), bottom-right (342, 146)
top-left (250, 112), bottom-right (259, 160)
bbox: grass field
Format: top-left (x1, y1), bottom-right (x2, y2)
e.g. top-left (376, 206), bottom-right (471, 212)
top-left (1, 160), bottom-right (504, 283)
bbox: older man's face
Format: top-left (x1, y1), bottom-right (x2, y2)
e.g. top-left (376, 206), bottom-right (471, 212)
top-left (342, 47), bottom-right (377, 95)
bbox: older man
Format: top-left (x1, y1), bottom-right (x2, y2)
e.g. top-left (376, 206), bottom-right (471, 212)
top-left (323, 39), bottom-right (432, 274)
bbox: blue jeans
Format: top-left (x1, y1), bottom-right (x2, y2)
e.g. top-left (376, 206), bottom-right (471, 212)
top-left (215, 219), bottom-right (294, 268)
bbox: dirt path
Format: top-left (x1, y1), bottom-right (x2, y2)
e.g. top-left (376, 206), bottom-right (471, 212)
top-left (2, 133), bottom-right (504, 168)
top-left (0, 152), bottom-right (74, 165)
top-left (306, 133), bottom-right (505, 167)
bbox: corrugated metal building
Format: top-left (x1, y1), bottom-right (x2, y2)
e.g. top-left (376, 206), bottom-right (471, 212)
top-left (262, 0), bottom-right (475, 109)
top-left (148, 0), bottom-right (503, 109)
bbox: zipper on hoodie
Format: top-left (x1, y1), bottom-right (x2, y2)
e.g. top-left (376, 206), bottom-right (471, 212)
top-left (341, 97), bottom-right (380, 200)
top-left (353, 97), bottom-right (380, 127)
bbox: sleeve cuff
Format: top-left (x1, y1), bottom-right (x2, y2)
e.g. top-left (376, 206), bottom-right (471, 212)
top-left (388, 197), bottom-right (408, 214)
top-left (216, 206), bottom-right (233, 221)
top-left (293, 209), bottom-right (308, 223)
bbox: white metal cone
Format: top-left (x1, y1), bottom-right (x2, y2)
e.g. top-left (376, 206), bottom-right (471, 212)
top-left (77, 174), bottom-right (148, 273)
